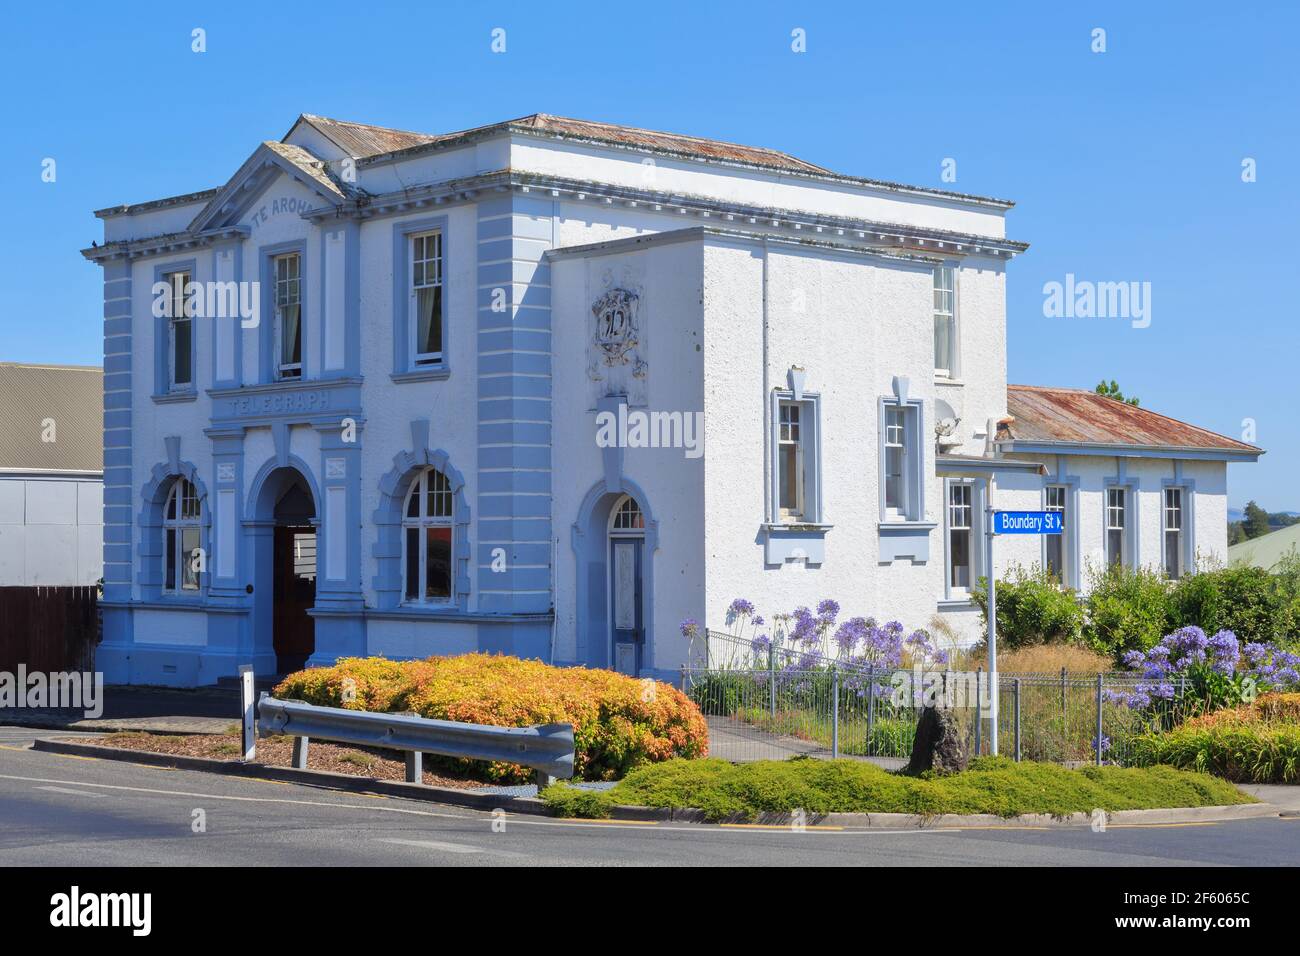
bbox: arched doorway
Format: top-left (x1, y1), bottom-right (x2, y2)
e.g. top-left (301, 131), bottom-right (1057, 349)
top-left (607, 495), bottom-right (646, 675)
top-left (572, 482), bottom-right (656, 675)
top-left (250, 465), bottom-right (317, 674)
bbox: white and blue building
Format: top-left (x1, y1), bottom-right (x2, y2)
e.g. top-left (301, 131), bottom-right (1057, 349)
top-left (84, 113), bottom-right (1261, 686)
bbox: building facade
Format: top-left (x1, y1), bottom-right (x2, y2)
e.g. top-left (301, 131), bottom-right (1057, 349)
top-left (84, 114), bottom-right (1261, 686)
top-left (0, 363), bottom-right (103, 587)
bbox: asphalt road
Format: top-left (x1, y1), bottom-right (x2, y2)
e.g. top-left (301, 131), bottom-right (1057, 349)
top-left (1, 726), bottom-right (1297, 867)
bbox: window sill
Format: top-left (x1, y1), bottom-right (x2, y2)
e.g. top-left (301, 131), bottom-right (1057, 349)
top-left (761, 521), bottom-right (833, 533)
top-left (762, 522), bottom-right (831, 564)
top-left (878, 520), bottom-right (938, 531)
top-left (391, 366), bottom-right (451, 384)
top-left (152, 390), bottom-right (198, 404)
top-left (937, 598), bottom-right (977, 611)
top-left (935, 376), bottom-right (964, 387)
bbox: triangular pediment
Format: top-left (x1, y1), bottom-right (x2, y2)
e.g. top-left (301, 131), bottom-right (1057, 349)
top-left (188, 141), bottom-right (350, 233)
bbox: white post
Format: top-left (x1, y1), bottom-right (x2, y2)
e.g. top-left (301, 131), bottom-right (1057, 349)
top-left (985, 477), bottom-right (998, 756)
top-left (239, 664), bottom-right (256, 762)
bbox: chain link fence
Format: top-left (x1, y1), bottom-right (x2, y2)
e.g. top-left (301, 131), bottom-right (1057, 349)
top-left (683, 631), bottom-right (1188, 766)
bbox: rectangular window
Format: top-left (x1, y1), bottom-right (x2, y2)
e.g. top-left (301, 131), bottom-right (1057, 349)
top-left (1164, 488), bottom-right (1184, 580)
top-left (165, 270), bottom-right (192, 389)
top-left (1106, 488), bottom-right (1127, 568)
top-left (1045, 485), bottom-right (1067, 583)
top-left (274, 253), bottom-right (302, 379)
top-left (933, 265), bottom-right (955, 376)
top-left (947, 482), bottom-right (972, 591)
top-left (884, 406), bottom-right (907, 515)
top-left (778, 401), bottom-right (803, 518)
top-left (411, 232), bottom-right (443, 367)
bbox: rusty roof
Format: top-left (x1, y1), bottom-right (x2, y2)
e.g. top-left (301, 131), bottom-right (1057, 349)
top-left (1000, 384), bottom-right (1261, 455)
top-left (0, 363), bottom-right (103, 472)
top-left (297, 114), bottom-right (439, 157)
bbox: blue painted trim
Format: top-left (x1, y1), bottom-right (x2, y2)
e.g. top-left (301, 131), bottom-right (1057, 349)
top-left (258, 239), bottom-right (307, 384)
top-left (101, 260), bottom-right (133, 602)
top-left (941, 476), bottom-right (984, 601)
top-left (317, 221), bottom-right (360, 378)
top-left (571, 478), bottom-right (658, 672)
top-left (1042, 455), bottom-right (1082, 591)
top-left (371, 428), bottom-right (471, 611)
top-left (135, 453), bottom-right (213, 601)
top-left (998, 441), bottom-right (1260, 463)
top-left (1160, 463), bottom-right (1197, 578)
top-left (209, 239), bottom-right (245, 388)
top-left (878, 379), bottom-right (927, 525)
top-left (1103, 459), bottom-right (1142, 569)
top-left (151, 257), bottom-right (198, 400)
top-left (314, 418), bottom-right (365, 608)
top-left (768, 388), bottom-right (824, 524)
top-left (391, 214), bottom-right (450, 376)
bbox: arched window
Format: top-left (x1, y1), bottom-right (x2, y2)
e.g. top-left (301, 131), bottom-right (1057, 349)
top-left (610, 495), bottom-right (645, 533)
top-left (163, 477), bottom-right (201, 592)
top-left (402, 467), bottom-right (453, 604)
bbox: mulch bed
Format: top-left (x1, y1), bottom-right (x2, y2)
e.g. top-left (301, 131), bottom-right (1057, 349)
top-left (73, 732), bottom-right (489, 789)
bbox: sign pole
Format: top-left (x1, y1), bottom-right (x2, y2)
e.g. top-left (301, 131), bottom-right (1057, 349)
top-left (985, 477), bottom-right (998, 756)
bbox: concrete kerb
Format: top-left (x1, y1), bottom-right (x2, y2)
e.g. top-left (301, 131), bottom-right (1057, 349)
top-left (31, 737), bottom-right (1282, 829)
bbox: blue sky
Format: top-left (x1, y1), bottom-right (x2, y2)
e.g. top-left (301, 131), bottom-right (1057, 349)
top-left (2, 1), bottom-right (1294, 507)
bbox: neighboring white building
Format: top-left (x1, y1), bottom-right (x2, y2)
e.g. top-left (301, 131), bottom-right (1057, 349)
top-left (0, 363), bottom-right (104, 586)
top-left (82, 113), bottom-right (1261, 686)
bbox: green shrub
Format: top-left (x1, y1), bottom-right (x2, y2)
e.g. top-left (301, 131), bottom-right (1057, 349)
top-left (1127, 724), bottom-right (1300, 783)
top-left (1083, 564), bottom-right (1171, 660)
top-left (1169, 564), bottom-right (1300, 644)
top-left (541, 755), bottom-right (1253, 821)
top-left (971, 564), bottom-right (1084, 649)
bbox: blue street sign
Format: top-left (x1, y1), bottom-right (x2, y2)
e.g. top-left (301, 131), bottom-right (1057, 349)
top-left (992, 511), bottom-right (1064, 535)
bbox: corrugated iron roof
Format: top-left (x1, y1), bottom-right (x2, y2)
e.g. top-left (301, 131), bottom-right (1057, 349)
top-left (1001, 384), bottom-right (1261, 454)
top-left (0, 363), bottom-right (103, 472)
top-left (298, 114), bottom-right (439, 157)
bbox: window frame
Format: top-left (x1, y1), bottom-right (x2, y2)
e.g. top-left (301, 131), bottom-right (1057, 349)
top-left (400, 467), bottom-right (455, 607)
top-left (258, 241), bottom-right (307, 384)
top-left (165, 269), bottom-right (194, 390)
top-left (879, 396), bottom-right (925, 524)
top-left (1163, 486), bottom-right (1185, 580)
top-left (1044, 483), bottom-right (1068, 584)
top-left (162, 477), bottom-right (202, 594)
top-left (1105, 486), bottom-right (1128, 569)
top-left (767, 390), bottom-right (823, 526)
top-left (409, 230), bottom-right (445, 368)
top-left (273, 251), bottom-right (303, 380)
top-left (391, 216), bottom-right (452, 381)
top-left (777, 400), bottom-right (805, 520)
top-left (933, 263), bottom-right (957, 378)
top-left (152, 258), bottom-right (198, 402)
top-left (945, 479), bottom-right (974, 595)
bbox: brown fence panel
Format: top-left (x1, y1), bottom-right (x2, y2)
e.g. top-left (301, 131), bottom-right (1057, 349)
top-left (0, 586), bottom-right (99, 674)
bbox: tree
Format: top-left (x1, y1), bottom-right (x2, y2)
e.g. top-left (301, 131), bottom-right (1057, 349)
top-left (1242, 501), bottom-right (1272, 540)
top-left (1227, 521), bottom-right (1247, 546)
top-left (1095, 380), bottom-right (1140, 406)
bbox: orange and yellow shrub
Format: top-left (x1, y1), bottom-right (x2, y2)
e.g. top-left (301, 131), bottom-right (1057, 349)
top-left (274, 654), bottom-right (709, 783)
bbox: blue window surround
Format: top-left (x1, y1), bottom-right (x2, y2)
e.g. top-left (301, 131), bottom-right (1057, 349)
top-left (152, 258), bottom-right (198, 403)
top-left (1103, 459), bottom-right (1142, 569)
top-left (763, 388), bottom-right (830, 564)
top-left (1042, 455), bottom-right (1082, 591)
top-left (209, 241), bottom-right (244, 389)
top-left (135, 446), bottom-right (211, 604)
top-left (391, 214), bottom-right (451, 383)
top-left (878, 377), bottom-right (934, 563)
top-left (940, 476), bottom-right (985, 605)
top-left (317, 222), bottom-right (361, 379)
top-left (1161, 462), bottom-right (1196, 578)
top-left (258, 240), bottom-right (307, 384)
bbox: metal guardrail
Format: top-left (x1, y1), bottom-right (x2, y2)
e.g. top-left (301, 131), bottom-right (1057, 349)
top-left (257, 695), bottom-right (576, 786)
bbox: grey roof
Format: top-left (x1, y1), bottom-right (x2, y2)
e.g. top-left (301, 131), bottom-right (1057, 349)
top-left (1228, 524), bottom-right (1300, 570)
top-left (0, 363), bottom-right (103, 473)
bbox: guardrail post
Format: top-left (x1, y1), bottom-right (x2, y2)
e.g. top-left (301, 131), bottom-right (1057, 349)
top-left (239, 666), bottom-right (255, 763)
top-left (405, 750), bottom-right (422, 784)
top-left (1013, 678), bottom-right (1021, 762)
top-left (975, 667), bottom-right (982, 756)
top-left (866, 664), bottom-right (876, 756)
top-left (1095, 673), bottom-right (1104, 767)
top-left (831, 665), bottom-right (840, 759)
top-left (292, 735), bottom-right (309, 769)
top-left (536, 770), bottom-right (556, 791)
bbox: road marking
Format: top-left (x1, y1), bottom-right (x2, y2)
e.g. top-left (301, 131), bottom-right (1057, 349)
top-left (719, 823), bottom-right (845, 831)
top-left (34, 785), bottom-right (104, 798)
top-left (375, 838), bottom-right (482, 854)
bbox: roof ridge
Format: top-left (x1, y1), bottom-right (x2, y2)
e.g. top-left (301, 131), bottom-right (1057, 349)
top-left (0, 362), bottom-right (101, 371)
top-left (527, 112), bottom-right (817, 159)
top-left (301, 113), bottom-right (437, 138)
